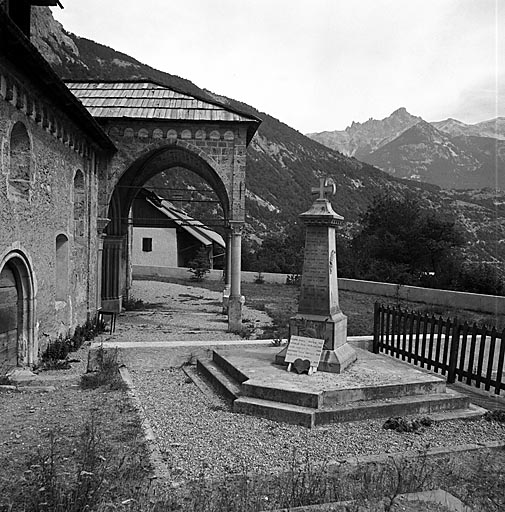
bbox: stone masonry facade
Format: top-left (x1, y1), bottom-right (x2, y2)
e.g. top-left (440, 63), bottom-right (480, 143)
top-left (102, 121), bottom-right (249, 224)
top-left (0, 56), bottom-right (103, 363)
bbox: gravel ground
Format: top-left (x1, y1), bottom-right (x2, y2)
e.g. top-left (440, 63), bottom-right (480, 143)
top-left (101, 279), bottom-right (505, 486)
top-left (129, 366), bottom-right (505, 484)
top-left (110, 280), bottom-right (271, 342)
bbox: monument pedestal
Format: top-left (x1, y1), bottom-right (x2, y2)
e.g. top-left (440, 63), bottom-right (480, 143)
top-left (275, 311), bottom-right (356, 373)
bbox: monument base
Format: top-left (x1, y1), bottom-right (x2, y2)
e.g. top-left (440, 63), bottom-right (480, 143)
top-left (318, 344), bottom-right (357, 373)
top-left (274, 311), bottom-right (356, 373)
top-left (289, 312), bottom-right (348, 350)
top-left (198, 346), bottom-right (482, 427)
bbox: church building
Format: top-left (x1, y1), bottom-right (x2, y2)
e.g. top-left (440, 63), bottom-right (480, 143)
top-left (0, 0), bottom-right (116, 367)
top-left (0, 0), bottom-right (260, 369)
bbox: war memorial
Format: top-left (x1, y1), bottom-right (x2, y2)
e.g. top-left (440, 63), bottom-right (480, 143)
top-left (197, 179), bottom-right (484, 427)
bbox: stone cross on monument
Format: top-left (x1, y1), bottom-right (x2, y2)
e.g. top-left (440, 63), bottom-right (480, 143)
top-left (311, 177), bottom-right (336, 200)
top-left (276, 177), bottom-right (356, 373)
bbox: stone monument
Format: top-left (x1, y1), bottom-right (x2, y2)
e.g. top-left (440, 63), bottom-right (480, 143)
top-left (276, 177), bottom-right (356, 373)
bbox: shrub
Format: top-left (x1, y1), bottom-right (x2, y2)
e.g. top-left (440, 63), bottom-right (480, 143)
top-left (455, 263), bottom-right (505, 296)
top-left (40, 318), bottom-right (106, 370)
top-left (286, 273), bottom-right (301, 286)
top-left (122, 296), bottom-right (146, 310)
top-left (188, 246), bottom-right (211, 282)
top-left (254, 272), bottom-right (265, 284)
top-left (383, 416), bottom-right (432, 433)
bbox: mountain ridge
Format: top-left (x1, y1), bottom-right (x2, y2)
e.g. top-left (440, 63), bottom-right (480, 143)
top-left (308, 109), bottom-right (504, 190)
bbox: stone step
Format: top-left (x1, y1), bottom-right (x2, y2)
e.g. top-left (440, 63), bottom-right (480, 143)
top-left (320, 379), bottom-right (447, 407)
top-left (212, 350), bottom-right (248, 384)
top-left (241, 378), bottom-right (447, 410)
top-left (316, 391), bottom-right (470, 425)
top-left (233, 396), bottom-right (316, 428)
top-left (233, 391), bottom-right (471, 428)
top-left (196, 358), bottom-right (242, 400)
top-left (241, 382), bottom-right (322, 408)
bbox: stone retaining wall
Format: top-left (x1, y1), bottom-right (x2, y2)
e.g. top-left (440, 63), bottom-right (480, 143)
top-left (133, 265), bottom-right (505, 316)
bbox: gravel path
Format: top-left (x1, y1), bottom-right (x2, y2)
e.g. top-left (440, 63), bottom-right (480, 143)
top-left (105, 280), bottom-right (505, 485)
top-left (129, 365), bottom-right (505, 484)
top-left (108, 280), bottom-right (272, 342)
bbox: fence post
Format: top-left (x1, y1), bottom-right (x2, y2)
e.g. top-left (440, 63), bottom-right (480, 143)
top-left (373, 302), bottom-right (380, 354)
top-left (448, 318), bottom-right (460, 384)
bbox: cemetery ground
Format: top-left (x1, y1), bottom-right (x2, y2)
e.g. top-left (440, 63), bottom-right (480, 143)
top-left (1, 278), bottom-right (505, 511)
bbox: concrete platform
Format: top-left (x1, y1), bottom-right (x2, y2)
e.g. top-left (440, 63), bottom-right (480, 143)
top-left (197, 346), bottom-right (485, 427)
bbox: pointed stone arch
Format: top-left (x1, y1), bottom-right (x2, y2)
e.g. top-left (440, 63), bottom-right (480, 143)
top-left (101, 143), bottom-right (231, 313)
top-left (106, 142), bottom-right (230, 236)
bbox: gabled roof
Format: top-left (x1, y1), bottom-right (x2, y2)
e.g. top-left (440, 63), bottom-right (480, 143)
top-left (65, 80), bottom-right (261, 143)
top-left (139, 189), bottom-right (225, 248)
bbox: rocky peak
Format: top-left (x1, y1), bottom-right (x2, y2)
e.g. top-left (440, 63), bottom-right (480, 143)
top-left (30, 7), bottom-right (80, 66)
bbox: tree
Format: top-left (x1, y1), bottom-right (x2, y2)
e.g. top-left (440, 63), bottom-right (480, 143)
top-left (248, 223), bottom-right (305, 274)
top-left (351, 194), bottom-right (464, 286)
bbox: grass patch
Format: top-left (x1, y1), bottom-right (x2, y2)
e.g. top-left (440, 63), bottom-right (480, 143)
top-left (0, 382), bottom-right (153, 511)
top-left (38, 318), bottom-right (106, 371)
top-left (81, 347), bottom-right (127, 391)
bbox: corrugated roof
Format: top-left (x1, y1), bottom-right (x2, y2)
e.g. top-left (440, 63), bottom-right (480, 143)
top-left (65, 81), bottom-right (258, 124)
top-left (142, 192), bottom-right (225, 248)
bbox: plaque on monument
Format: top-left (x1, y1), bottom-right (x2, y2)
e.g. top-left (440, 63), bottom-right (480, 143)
top-left (285, 335), bottom-right (325, 375)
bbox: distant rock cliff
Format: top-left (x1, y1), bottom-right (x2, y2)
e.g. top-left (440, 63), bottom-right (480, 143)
top-left (307, 108), bottom-right (422, 159)
top-left (309, 110), bottom-right (504, 191)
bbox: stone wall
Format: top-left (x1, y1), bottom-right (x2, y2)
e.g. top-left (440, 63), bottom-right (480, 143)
top-left (102, 121), bottom-right (248, 223)
top-left (132, 265), bottom-right (505, 317)
top-left (0, 58), bottom-right (101, 359)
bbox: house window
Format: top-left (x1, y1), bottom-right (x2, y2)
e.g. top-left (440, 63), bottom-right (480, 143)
top-left (142, 238), bottom-right (152, 252)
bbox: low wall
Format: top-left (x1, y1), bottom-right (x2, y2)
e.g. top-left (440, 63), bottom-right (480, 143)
top-left (132, 265), bottom-right (505, 316)
top-left (133, 265), bottom-right (288, 284)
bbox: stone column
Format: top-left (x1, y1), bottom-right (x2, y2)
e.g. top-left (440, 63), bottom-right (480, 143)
top-left (276, 178), bottom-right (356, 373)
top-left (96, 218), bottom-right (109, 312)
top-left (222, 229), bottom-right (232, 313)
top-left (228, 221), bottom-right (243, 331)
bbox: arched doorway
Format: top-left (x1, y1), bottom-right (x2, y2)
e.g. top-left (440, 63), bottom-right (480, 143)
top-left (0, 252), bottom-right (35, 368)
top-left (101, 143), bottom-right (235, 320)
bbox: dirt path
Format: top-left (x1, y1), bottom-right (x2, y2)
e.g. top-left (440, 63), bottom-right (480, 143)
top-left (105, 280), bottom-right (272, 343)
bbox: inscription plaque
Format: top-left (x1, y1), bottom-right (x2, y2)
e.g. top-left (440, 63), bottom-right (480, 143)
top-left (285, 335), bottom-right (325, 374)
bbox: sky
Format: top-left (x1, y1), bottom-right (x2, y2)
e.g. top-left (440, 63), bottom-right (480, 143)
top-left (51, 0), bottom-right (504, 134)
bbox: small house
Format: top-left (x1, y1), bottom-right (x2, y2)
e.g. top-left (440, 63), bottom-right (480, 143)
top-left (131, 188), bottom-right (225, 270)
